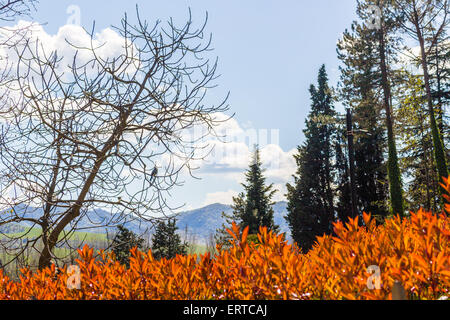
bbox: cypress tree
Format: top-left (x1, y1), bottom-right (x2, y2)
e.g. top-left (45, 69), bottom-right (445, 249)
top-left (286, 65), bottom-right (336, 252)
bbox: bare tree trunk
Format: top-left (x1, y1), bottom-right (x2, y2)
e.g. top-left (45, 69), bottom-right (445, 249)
top-left (0, 10), bottom-right (229, 270)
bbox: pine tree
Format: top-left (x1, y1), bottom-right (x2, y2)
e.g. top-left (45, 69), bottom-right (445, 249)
top-left (151, 218), bottom-right (187, 260)
top-left (216, 146), bottom-right (279, 245)
top-left (286, 65), bottom-right (336, 252)
top-left (424, 27), bottom-right (450, 171)
top-left (427, 31), bottom-right (450, 145)
top-left (394, 0), bottom-right (449, 194)
top-left (396, 72), bottom-right (441, 212)
top-left (111, 225), bottom-right (145, 267)
top-left (241, 147), bottom-right (279, 234)
top-left (337, 21), bottom-right (389, 219)
top-left (371, 0), bottom-right (404, 216)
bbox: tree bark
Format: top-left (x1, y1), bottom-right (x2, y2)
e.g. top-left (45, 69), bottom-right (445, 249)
top-left (378, 25), bottom-right (404, 216)
top-left (413, 6), bottom-right (449, 195)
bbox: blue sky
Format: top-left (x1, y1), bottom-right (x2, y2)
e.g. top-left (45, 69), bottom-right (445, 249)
top-left (5, 0), bottom-right (360, 212)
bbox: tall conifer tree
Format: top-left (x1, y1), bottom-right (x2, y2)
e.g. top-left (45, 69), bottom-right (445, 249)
top-left (393, 0), bottom-right (449, 194)
top-left (216, 146), bottom-right (278, 245)
top-left (286, 65), bottom-right (336, 252)
top-left (337, 21), bottom-right (389, 219)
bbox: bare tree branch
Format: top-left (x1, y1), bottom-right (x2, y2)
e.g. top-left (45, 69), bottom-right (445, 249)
top-left (0, 7), bottom-right (230, 269)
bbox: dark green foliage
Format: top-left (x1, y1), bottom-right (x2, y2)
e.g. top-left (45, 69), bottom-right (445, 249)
top-left (338, 7), bottom-right (400, 217)
top-left (335, 127), bottom-right (353, 223)
top-left (111, 225), bottom-right (145, 267)
top-left (239, 147), bottom-right (279, 235)
top-left (396, 73), bottom-right (441, 212)
top-left (426, 39), bottom-right (450, 198)
top-left (216, 147), bottom-right (279, 246)
top-left (392, 0), bottom-right (449, 197)
top-left (151, 218), bottom-right (187, 260)
top-left (355, 0), bottom-right (405, 216)
top-left (286, 65), bottom-right (336, 252)
top-left (427, 33), bottom-right (450, 147)
top-left (215, 209), bottom-right (241, 248)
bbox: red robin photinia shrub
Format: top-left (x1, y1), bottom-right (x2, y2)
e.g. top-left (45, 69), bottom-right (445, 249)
top-left (0, 181), bottom-right (449, 300)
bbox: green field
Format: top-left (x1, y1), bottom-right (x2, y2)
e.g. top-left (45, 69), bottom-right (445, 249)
top-left (0, 226), bottom-right (108, 242)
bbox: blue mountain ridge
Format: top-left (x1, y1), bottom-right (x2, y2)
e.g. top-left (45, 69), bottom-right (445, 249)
top-left (176, 202), bottom-right (290, 243)
top-left (2, 202), bottom-right (290, 244)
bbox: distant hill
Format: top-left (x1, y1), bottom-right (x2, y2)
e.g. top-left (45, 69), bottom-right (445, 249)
top-left (2, 204), bottom-right (152, 236)
top-left (2, 202), bottom-right (290, 244)
top-left (175, 202), bottom-right (290, 243)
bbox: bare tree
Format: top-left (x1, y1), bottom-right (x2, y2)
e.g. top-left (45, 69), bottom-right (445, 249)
top-left (0, 0), bottom-right (38, 274)
top-left (0, 0), bottom-right (36, 21)
top-left (0, 8), bottom-right (229, 269)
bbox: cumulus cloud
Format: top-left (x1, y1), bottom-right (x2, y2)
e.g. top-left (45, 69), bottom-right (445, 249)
top-left (260, 145), bottom-right (297, 183)
top-left (271, 183), bottom-right (289, 203)
top-left (0, 21), bottom-right (139, 78)
top-left (0, 21), bottom-right (297, 209)
top-left (190, 118), bottom-right (297, 206)
top-left (202, 189), bottom-right (239, 207)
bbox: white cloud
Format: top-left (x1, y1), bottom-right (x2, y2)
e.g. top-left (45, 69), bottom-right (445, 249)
top-left (0, 21), bottom-right (139, 77)
top-left (272, 183), bottom-right (288, 202)
top-left (203, 189), bottom-right (239, 206)
top-left (0, 21), bottom-right (297, 210)
top-left (194, 123), bottom-right (297, 207)
top-left (261, 144), bottom-right (297, 183)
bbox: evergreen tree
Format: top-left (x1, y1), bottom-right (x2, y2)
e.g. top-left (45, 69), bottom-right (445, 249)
top-left (357, 0), bottom-right (404, 216)
top-left (151, 218), bottom-right (187, 260)
top-left (335, 126), bottom-right (353, 223)
top-left (427, 30), bottom-right (450, 146)
top-left (337, 21), bottom-right (389, 219)
top-left (394, 0), bottom-right (449, 193)
top-left (111, 225), bottom-right (145, 267)
top-left (216, 146), bottom-right (278, 245)
top-left (240, 147), bottom-right (279, 235)
top-left (286, 65), bottom-right (336, 252)
top-left (396, 72), bottom-right (441, 212)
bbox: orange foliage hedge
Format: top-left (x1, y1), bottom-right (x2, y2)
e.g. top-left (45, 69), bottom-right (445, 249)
top-left (1, 192), bottom-right (449, 300)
